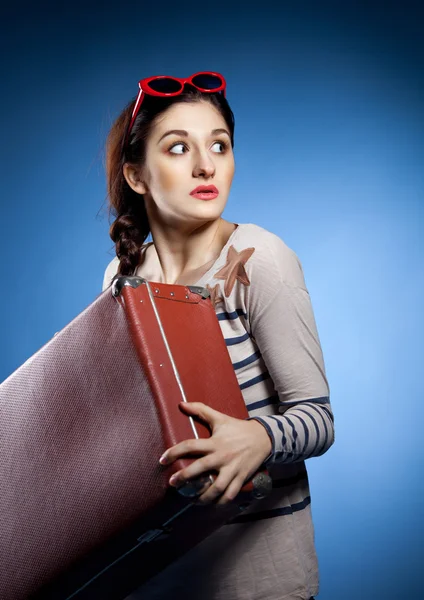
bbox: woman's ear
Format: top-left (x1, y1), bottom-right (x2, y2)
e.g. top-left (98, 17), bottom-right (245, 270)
top-left (123, 163), bottom-right (148, 195)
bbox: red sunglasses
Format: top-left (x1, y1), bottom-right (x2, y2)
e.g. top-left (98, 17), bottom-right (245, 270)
top-left (124, 71), bottom-right (227, 149)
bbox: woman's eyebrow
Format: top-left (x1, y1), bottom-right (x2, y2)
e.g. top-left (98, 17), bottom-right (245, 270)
top-left (158, 128), bottom-right (230, 144)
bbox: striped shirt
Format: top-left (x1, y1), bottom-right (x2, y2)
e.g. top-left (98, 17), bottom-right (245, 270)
top-left (102, 222), bottom-right (335, 600)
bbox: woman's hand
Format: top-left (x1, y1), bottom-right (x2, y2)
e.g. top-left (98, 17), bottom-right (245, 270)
top-left (158, 401), bottom-right (272, 506)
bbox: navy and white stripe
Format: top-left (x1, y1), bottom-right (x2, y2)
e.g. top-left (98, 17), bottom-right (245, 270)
top-left (229, 496), bottom-right (311, 524)
top-left (248, 396), bottom-right (334, 465)
top-left (217, 299), bottom-right (334, 471)
top-left (217, 308), bottom-right (248, 322)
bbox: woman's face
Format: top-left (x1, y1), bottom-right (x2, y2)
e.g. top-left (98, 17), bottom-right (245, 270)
top-left (125, 100), bottom-right (235, 229)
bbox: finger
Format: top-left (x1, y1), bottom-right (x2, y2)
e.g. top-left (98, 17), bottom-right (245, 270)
top-left (195, 468), bottom-right (235, 505)
top-left (215, 476), bottom-right (244, 505)
top-left (168, 455), bottom-right (218, 487)
top-left (179, 401), bottom-right (225, 427)
top-left (159, 438), bottom-right (213, 465)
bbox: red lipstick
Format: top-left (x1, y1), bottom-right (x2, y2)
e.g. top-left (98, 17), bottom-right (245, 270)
top-left (190, 185), bottom-right (219, 200)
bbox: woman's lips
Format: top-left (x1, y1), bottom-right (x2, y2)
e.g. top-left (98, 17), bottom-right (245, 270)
top-left (189, 185), bottom-right (219, 200)
top-left (190, 191), bottom-right (219, 200)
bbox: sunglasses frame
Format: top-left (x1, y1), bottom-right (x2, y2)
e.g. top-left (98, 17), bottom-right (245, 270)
top-left (124, 71), bottom-right (227, 149)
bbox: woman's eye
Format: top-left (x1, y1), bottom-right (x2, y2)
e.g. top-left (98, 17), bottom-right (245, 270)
top-left (168, 140), bottom-right (228, 155)
top-left (211, 141), bottom-right (227, 153)
top-left (169, 143), bottom-right (186, 154)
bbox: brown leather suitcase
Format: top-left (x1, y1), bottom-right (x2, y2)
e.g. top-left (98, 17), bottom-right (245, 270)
top-left (0, 276), bottom-right (271, 600)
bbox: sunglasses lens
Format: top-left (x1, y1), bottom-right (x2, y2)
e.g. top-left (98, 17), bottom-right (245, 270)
top-left (191, 73), bottom-right (223, 90)
top-left (148, 78), bottom-right (182, 93)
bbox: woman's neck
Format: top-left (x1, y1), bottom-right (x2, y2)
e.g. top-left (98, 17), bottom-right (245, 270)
top-left (146, 218), bottom-right (236, 285)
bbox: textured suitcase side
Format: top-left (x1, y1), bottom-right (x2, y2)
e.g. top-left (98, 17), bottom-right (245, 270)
top-left (0, 290), bottom-right (173, 600)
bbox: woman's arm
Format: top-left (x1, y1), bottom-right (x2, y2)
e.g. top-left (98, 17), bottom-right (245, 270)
top-left (246, 242), bottom-right (335, 466)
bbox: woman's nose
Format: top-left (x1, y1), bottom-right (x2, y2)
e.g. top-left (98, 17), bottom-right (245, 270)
top-left (193, 155), bottom-right (215, 178)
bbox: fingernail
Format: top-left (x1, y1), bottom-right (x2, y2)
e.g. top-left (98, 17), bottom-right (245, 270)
top-left (169, 474), bottom-right (178, 485)
top-left (159, 453), bottom-right (168, 465)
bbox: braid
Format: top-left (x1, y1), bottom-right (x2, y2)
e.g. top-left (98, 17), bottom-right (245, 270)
top-left (109, 196), bottom-right (149, 276)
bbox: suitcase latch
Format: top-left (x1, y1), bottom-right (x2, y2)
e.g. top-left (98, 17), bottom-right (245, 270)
top-left (136, 525), bottom-right (172, 545)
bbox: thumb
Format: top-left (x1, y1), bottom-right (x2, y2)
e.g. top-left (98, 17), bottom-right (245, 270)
top-left (178, 401), bottom-right (224, 427)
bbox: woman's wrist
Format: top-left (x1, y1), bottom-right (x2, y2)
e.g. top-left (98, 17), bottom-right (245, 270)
top-left (247, 418), bottom-right (273, 464)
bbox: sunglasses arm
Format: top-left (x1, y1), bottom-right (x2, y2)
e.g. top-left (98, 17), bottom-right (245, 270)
top-left (125, 88), bottom-right (145, 147)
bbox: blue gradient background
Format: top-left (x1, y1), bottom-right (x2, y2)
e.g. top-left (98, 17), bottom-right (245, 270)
top-left (1, 2), bottom-right (423, 598)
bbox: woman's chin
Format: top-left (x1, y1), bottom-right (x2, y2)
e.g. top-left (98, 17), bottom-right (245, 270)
top-left (189, 196), bottom-right (227, 215)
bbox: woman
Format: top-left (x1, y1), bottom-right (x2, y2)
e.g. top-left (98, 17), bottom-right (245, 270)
top-left (102, 72), bottom-right (334, 600)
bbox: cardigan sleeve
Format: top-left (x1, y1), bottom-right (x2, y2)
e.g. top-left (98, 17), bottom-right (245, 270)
top-left (245, 233), bottom-right (335, 466)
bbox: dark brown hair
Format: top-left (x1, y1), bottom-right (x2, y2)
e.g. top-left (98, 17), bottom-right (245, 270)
top-left (105, 86), bottom-right (235, 276)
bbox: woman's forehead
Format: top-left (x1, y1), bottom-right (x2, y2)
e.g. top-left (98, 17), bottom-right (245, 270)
top-left (153, 101), bottom-right (225, 135)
